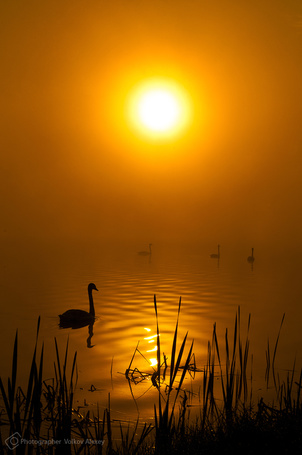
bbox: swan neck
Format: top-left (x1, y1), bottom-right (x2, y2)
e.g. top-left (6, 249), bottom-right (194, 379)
top-left (88, 288), bottom-right (95, 316)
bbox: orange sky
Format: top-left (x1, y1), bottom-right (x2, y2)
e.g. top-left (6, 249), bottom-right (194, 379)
top-left (1, 0), bottom-right (302, 249)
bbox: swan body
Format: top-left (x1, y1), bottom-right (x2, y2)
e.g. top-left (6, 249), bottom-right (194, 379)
top-left (59, 283), bottom-right (98, 327)
top-left (210, 244), bottom-right (220, 259)
top-left (138, 243), bottom-right (152, 256)
top-left (247, 248), bottom-right (255, 263)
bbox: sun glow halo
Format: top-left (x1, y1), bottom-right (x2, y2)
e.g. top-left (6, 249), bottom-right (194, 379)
top-left (127, 78), bottom-right (191, 140)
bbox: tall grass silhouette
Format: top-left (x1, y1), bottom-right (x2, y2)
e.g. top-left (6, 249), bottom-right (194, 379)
top-left (152, 295), bottom-right (194, 454)
top-left (126, 299), bottom-right (302, 454)
top-left (1, 300), bottom-right (302, 454)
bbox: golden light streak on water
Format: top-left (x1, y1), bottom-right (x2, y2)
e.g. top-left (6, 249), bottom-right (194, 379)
top-left (149, 358), bottom-right (158, 367)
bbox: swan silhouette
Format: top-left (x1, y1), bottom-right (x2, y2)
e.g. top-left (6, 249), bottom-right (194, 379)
top-left (247, 248), bottom-right (255, 263)
top-left (138, 243), bottom-right (152, 256)
top-left (210, 244), bottom-right (220, 259)
top-left (59, 283), bottom-right (98, 328)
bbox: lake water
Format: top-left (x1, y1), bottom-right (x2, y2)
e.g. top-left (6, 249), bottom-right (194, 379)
top-left (1, 239), bottom-right (301, 427)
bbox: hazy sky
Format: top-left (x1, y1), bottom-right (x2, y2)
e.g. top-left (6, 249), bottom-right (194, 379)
top-left (1, 0), bottom-right (302, 248)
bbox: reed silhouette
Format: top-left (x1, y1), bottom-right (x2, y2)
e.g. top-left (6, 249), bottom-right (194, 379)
top-left (1, 306), bottom-right (302, 454)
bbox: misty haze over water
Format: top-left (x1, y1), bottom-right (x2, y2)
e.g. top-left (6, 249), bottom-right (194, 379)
top-left (1, 239), bottom-right (301, 423)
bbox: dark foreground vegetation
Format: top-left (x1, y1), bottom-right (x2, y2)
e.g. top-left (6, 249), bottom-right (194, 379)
top-left (1, 300), bottom-right (302, 454)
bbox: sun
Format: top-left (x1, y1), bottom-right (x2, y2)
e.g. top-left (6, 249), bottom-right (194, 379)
top-left (126, 78), bottom-right (192, 140)
top-left (138, 89), bottom-right (180, 132)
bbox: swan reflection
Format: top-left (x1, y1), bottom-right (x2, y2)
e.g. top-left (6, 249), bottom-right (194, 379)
top-left (210, 244), bottom-right (220, 259)
top-left (58, 319), bottom-right (96, 348)
top-left (86, 322), bottom-right (95, 348)
top-left (247, 247), bottom-right (255, 271)
top-left (138, 243), bottom-right (152, 256)
top-left (247, 247), bottom-right (255, 263)
top-left (210, 244), bottom-right (220, 268)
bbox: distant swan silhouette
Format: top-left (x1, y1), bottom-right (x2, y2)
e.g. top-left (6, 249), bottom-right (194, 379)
top-left (247, 248), bottom-right (255, 263)
top-left (59, 283), bottom-right (98, 326)
top-left (210, 244), bottom-right (220, 259)
top-left (138, 243), bottom-right (152, 256)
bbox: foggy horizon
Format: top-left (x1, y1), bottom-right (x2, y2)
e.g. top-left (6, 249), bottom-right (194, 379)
top-left (1, 1), bottom-right (302, 250)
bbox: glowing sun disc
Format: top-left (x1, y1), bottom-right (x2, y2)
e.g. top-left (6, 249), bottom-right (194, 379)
top-left (138, 89), bottom-right (180, 132)
top-left (127, 78), bottom-right (192, 139)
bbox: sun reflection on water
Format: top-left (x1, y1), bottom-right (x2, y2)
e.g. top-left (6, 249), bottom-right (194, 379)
top-left (144, 335), bottom-right (158, 341)
top-left (149, 358), bottom-right (158, 367)
top-left (146, 346), bottom-right (157, 353)
top-left (143, 327), bottom-right (159, 366)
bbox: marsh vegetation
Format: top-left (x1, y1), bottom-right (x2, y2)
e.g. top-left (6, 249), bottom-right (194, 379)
top-left (1, 300), bottom-right (301, 454)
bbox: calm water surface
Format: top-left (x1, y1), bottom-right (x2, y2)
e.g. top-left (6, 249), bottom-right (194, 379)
top-left (1, 240), bottom-right (301, 425)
